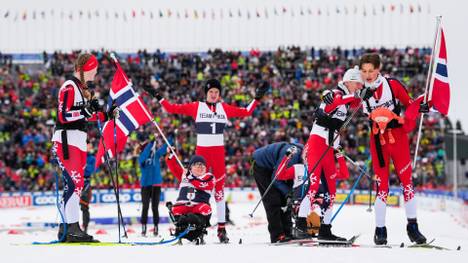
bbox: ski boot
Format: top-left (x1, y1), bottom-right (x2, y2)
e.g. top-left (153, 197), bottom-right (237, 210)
top-left (272, 233), bottom-right (292, 244)
top-left (292, 217), bottom-right (315, 239)
top-left (217, 223), bottom-right (229, 243)
top-left (58, 222), bottom-right (95, 242)
top-left (374, 226), bottom-right (387, 245)
top-left (318, 224), bottom-right (346, 241)
top-left (407, 219), bottom-right (427, 244)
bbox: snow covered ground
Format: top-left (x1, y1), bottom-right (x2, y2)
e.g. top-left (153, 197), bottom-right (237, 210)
top-left (1, 201), bottom-right (467, 263)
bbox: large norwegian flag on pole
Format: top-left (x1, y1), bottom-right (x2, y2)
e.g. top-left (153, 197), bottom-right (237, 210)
top-left (412, 17), bottom-right (451, 172)
top-left (95, 60), bottom-right (153, 167)
top-left (428, 26), bottom-right (450, 116)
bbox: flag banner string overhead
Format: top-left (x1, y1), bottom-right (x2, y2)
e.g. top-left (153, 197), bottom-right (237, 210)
top-left (2, 3), bottom-right (432, 22)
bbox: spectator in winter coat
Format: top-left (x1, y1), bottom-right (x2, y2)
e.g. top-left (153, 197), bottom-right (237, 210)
top-left (137, 139), bottom-right (167, 236)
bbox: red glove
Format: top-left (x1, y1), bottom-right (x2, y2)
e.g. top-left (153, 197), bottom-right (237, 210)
top-left (335, 151), bottom-right (349, 180)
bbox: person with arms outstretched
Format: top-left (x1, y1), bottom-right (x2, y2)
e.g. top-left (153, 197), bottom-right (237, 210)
top-left (144, 78), bottom-right (269, 243)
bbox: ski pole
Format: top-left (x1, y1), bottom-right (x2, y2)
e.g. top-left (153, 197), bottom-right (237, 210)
top-left (338, 150), bottom-right (374, 212)
top-left (340, 152), bottom-right (372, 179)
top-left (248, 148), bottom-right (296, 217)
top-left (301, 100), bottom-right (363, 189)
top-left (96, 118), bottom-right (128, 241)
top-left (111, 113), bottom-right (128, 239)
top-left (330, 158), bottom-right (369, 223)
top-left (367, 175), bottom-right (373, 212)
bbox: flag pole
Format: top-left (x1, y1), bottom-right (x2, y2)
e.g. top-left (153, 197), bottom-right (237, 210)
top-left (96, 119), bottom-right (128, 241)
top-left (109, 53), bottom-right (185, 169)
top-left (151, 120), bottom-right (185, 169)
top-left (412, 16), bottom-right (442, 182)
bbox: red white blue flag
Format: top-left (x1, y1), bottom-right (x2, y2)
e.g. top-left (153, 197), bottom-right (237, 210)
top-left (95, 62), bottom-right (153, 167)
top-left (428, 26), bottom-right (450, 116)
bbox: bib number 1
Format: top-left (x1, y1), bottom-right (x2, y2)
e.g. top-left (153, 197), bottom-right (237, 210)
top-left (210, 122), bottom-right (216, 134)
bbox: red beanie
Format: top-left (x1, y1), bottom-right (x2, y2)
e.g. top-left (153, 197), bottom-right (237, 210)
top-left (82, 55), bottom-right (98, 71)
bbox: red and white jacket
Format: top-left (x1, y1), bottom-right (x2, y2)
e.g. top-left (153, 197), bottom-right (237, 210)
top-left (362, 75), bottom-right (412, 115)
top-left (166, 156), bottom-right (215, 205)
top-left (311, 82), bottom-right (360, 147)
top-left (52, 77), bottom-right (106, 152)
top-left (362, 75), bottom-right (420, 131)
top-left (160, 99), bottom-right (258, 147)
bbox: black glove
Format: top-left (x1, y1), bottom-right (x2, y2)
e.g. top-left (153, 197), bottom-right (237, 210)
top-left (89, 98), bottom-right (101, 112)
top-left (143, 86), bottom-right (162, 100)
top-left (81, 99), bottom-right (100, 118)
top-left (419, 102), bottom-right (430, 113)
top-left (106, 105), bottom-right (120, 120)
top-left (321, 90), bottom-right (334, 105)
top-left (359, 87), bottom-right (375, 100)
top-left (285, 146), bottom-right (298, 157)
top-left (255, 80), bottom-right (270, 100)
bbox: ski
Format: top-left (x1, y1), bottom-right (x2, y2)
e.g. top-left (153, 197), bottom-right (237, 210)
top-left (306, 234), bottom-right (360, 247)
top-left (30, 241), bottom-right (132, 247)
top-left (405, 238), bottom-right (453, 250)
top-left (352, 243), bottom-right (404, 249)
top-left (29, 227), bottom-right (189, 246)
top-left (272, 235), bottom-right (360, 247)
top-left (407, 238), bottom-right (435, 247)
top-left (29, 237), bottom-right (174, 247)
top-left (270, 238), bottom-right (316, 246)
top-left (271, 232), bottom-right (455, 250)
top-left (354, 238), bottom-right (458, 251)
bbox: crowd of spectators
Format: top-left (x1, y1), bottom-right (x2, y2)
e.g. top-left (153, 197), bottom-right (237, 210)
top-left (0, 47), bottom-right (458, 193)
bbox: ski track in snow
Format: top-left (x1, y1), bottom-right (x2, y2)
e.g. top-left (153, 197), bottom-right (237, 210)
top-left (1, 202), bottom-right (467, 263)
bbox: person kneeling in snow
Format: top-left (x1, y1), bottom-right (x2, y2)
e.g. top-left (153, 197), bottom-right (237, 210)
top-left (166, 150), bottom-right (215, 244)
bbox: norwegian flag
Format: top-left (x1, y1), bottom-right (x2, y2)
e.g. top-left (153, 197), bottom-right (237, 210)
top-left (428, 26), bottom-right (450, 116)
top-left (95, 62), bottom-right (153, 167)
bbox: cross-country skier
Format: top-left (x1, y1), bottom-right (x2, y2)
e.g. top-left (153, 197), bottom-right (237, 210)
top-left (301, 66), bottom-right (364, 241)
top-left (359, 53), bottom-right (427, 245)
top-left (52, 53), bottom-right (117, 242)
top-left (166, 150), bottom-right (215, 244)
top-left (144, 78), bottom-right (269, 243)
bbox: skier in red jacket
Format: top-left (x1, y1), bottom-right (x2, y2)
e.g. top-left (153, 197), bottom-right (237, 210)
top-left (145, 78), bottom-right (269, 243)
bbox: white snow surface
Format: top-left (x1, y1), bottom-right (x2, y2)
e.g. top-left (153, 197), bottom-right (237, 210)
top-left (1, 202), bottom-right (467, 263)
